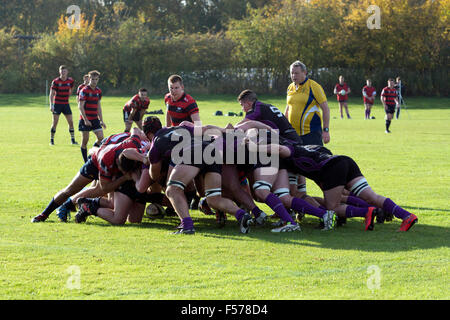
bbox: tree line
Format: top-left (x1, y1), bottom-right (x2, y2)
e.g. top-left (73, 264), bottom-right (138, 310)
top-left (0, 0), bottom-right (448, 96)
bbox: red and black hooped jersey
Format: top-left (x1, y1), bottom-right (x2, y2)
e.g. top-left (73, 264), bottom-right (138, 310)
top-left (123, 94), bottom-right (150, 113)
top-left (381, 87), bottom-right (398, 106)
top-left (92, 134), bottom-right (142, 181)
top-left (79, 86), bottom-right (102, 121)
top-left (76, 84), bottom-right (87, 97)
top-left (51, 77), bottom-right (74, 104)
top-left (165, 93), bottom-right (199, 126)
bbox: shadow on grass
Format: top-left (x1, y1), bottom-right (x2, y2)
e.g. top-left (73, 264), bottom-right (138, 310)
top-left (81, 213), bottom-right (449, 253)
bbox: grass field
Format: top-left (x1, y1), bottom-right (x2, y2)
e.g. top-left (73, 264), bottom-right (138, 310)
top-left (0, 93), bottom-right (449, 300)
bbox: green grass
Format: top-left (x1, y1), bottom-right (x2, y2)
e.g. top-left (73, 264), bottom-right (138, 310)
top-left (0, 93), bottom-right (449, 300)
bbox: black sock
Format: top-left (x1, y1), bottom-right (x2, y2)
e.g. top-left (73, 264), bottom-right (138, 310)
top-left (386, 120), bottom-right (391, 131)
top-left (41, 198), bottom-right (60, 217)
top-left (81, 147), bottom-right (88, 162)
top-left (69, 128), bottom-right (75, 142)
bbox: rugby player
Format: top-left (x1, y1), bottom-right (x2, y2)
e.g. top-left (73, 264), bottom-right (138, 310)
top-left (123, 88), bottom-right (150, 133)
top-left (334, 75), bottom-right (351, 119)
top-left (49, 65), bottom-right (77, 145)
top-left (165, 75), bottom-right (200, 127)
top-left (76, 74), bottom-right (89, 103)
top-left (31, 128), bottom-right (149, 223)
top-left (78, 70), bottom-right (106, 162)
top-left (362, 79), bottom-right (376, 120)
top-left (248, 134), bottom-right (418, 232)
top-left (381, 78), bottom-right (399, 133)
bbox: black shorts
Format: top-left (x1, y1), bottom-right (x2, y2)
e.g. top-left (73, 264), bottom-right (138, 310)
top-left (301, 131), bottom-right (323, 146)
top-left (79, 158), bottom-right (99, 180)
top-left (174, 141), bottom-right (222, 175)
top-left (79, 119), bottom-right (102, 132)
top-left (52, 104), bottom-right (72, 115)
top-left (318, 156), bottom-right (363, 191)
top-left (385, 105), bottom-right (396, 114)
top-left (123, 109), bottom-right (141, 122)
top-left (116, 180), bottom-right (147, 204)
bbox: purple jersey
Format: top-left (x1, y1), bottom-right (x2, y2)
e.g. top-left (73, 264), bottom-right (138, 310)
top-left (148, 125), bottom-right (194, 164)
top-left (245, 101), bottom-right (302, 144)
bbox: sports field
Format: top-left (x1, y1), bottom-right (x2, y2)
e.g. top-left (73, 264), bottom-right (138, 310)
top-left (0, 94), bottom-right (449, 300)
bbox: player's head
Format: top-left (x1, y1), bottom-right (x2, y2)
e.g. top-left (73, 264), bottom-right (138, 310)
top-left (143, 116), bottom-right (162, 139)
top-left (396, 76), bottom-right (401, 82)
top-left (88, 70), bottom-right (101, 86)
top-left (290, 61), bottom-right (307, 84)
top-left (339, 75), bottom-right (345, 83)
top-left (117, 152), bottom-right (141, 174)
top-left (59, 65), bottom-right (68, 78)
top-left (168, 74), bottom-right (184, 100)
top-left (138, 88), bottom-right (148, 100)
top-left (237, 89), bottom-right (257, 112)
top-left (388, 78), bottom-right (395, 87)
top-left (83, 74), bottom-right (89, 84)
top-left (366, 79), bottom-right (372, 86)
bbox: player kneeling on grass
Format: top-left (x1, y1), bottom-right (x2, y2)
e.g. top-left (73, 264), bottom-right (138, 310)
top-left (32, 129), bottom-right (150, 223)
top-left (245, 130), bottom-right (418, 232)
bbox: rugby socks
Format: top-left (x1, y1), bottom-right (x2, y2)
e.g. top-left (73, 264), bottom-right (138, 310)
top-left (386, 119), bottom-right (391, 131)
top-left (265, 193), bottom-right (296, 225)
top-left (41, 198), bottom-right (60, 217)
top-left (234, 208), bottom-right (246, 221)
top-left (291, 197), bottom-right (325, 218)
top-left (50, 127), bottom-right (56, 144)
top-left (69, 128), bottom-right (76, 143)
top-left (61, 197), bottom-right (76, 212)
top-left (251, 206), bottom-right (262, 219)
top-left (345, 205), bottom-right (369, 218)
top-left (81, 147), bottom-right (88, 163)
top-left (182, 217), bottom-right (194, 230)
top-left (382, 198), bottom-right (410, 220)
top-left (346, 196), bottom-right (370, 208)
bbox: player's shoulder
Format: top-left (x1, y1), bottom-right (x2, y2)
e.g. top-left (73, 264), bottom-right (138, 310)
top-left (67, 77), bottom-right (74, 82)
top-left (183, 93), bottom-right (197, 103)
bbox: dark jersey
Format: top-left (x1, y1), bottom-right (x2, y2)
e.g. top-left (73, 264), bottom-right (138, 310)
top-left (148, 125), bottom-right (194, 164)
top-left (79, 85), bottom-right (102, 121)
top-left (51, 77), bottom-right (74, 104)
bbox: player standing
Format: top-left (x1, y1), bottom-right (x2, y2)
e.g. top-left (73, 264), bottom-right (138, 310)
top-left (123, 88), bottom-right (150, 132)
top-left (76, 74), bottom-right (89, 103)
top-left (334, 75), bottom-right (351, 119)
top-left (78, 70), bottom-right (106, 162)
top-left (362, 79), bottom-right (376, 120)
top-left (165, 75), bottom-right (200, 127)
top-left (381, 78), bottom-right (399, 133)
top-left (49, 65), bottom-right (77, 145)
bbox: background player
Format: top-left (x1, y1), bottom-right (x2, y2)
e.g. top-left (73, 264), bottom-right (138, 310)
top-left (362, 79), bottom-right (376, 120)
top-left (49, 65), bottom-right (77, 145)
top-left (123, 88), bottom-right (150, 132)
top-left (165, 74), bottom-right (200, 127)
top-left (76, 74), bottom-right (89, 103)
top-left (78, 70), bottom-right (106, 162)
top-left (381, 78), bottom-right (399, 133)
top-left (334, 75), bottom-right (351, 119)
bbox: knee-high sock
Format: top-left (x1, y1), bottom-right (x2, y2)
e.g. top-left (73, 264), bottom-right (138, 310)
top-left (382, 198), bottom-right (410, 220)
top-left (265, 193), bottom-right (296, 224)
top-left (346, 196), bottom-right (370, 208)
top-left (345, 205), bottom-right (369, 218)
top-left (291, 197), bottom-right (325, 218)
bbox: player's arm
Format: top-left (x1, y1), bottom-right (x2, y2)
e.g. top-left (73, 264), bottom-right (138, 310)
top-left (235, 120), bottom-right (276, 133)
top-left (149, 161), bottom-right (163, 183)
top-left (99, 175), bottom-right (131, 194)
top-left (319, 101), bottom-right (330, 144)
top-left (346, 86), bottom-right (351, 94)
top-left (121, 148), bottom-right (149, 166)
top-left (165, 111), bottom-right (172, 127)
top-left (97, 100), bottom-right (106, 129)
top-left (380, 89), bottom-right (387, 108)
top-left (49, 88), bottom-right (56, 111)
top-left (284, 105), bottom-right (289, 119)
top-left (362, 88), bottom-right (368, 99)
top-left (78, 99), bottom-right (91, 127)
top-left (190, 112), bottom-right (200, 124)
top-left (245, 138), bottom-right (291, 158)
top-left (333, 85), bottom-right (338, 95)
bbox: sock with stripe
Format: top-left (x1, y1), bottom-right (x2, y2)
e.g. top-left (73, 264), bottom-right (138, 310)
top-left (382, 198), bottom-right (410, 220)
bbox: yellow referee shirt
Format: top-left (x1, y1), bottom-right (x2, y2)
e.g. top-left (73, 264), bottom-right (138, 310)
top-left (286, 77), bottom-right (327, 136)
